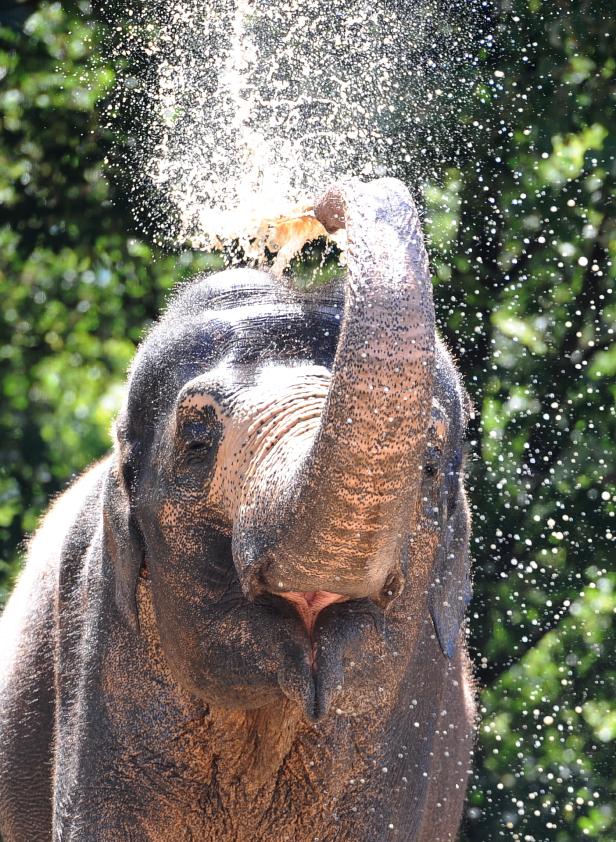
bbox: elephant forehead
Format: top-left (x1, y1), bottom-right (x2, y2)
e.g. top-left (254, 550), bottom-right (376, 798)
top-left (182, 303), bottom-right (341, 366)
top-left (201, 366), bottom-right (329, 517)
top-left (125, 290), bottom-right (343, 441)
top-left (232, 363), bottom-right (331, 413)
top-left (175, 362), bottom-right (329, 416)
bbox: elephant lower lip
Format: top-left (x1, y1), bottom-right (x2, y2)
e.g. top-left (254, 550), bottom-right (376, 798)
top-left (277, 592), bottom-right (350, 720)
top-left (278, 593), bottom-right (379, 722)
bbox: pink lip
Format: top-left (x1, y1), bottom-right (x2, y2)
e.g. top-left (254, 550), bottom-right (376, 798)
top-left (280, 591), bottom-right (347, 667)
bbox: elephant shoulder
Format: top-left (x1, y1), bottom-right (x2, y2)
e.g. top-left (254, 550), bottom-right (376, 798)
top-left (4, 459), bottom-right (110, 626)
top-left (0, 458), bottom-right (111, 729)
top-left (31, 458), bottom-right (110, 573)
top-left (0, 459), bottom-right (109, 842)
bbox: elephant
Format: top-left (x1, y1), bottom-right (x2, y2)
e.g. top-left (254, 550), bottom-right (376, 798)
top-left (0, 177), bottom-right (475, 842)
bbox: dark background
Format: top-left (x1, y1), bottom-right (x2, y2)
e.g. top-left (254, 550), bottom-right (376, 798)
top-left (0, 1), bottom-right (614, 839)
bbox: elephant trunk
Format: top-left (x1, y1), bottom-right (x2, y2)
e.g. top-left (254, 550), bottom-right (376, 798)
top-left (235, 177), bottom-right (436, 604)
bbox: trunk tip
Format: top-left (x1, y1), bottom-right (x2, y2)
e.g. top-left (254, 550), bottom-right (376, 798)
top-left (314, 185), bottom-right (346, 233)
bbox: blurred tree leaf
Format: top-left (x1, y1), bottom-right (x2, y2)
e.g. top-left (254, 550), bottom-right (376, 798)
top-left (1, 1), bottom-right (614, 840)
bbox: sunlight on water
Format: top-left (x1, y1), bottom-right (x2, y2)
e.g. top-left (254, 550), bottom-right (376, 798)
top-left (110, 0), bottom-right (486, 255)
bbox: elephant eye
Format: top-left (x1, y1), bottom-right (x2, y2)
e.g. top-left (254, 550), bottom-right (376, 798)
top-left (424, 443), bottom-right (441, 478)
top-left (187, 435), bottom-right (213, 453)
top-left (179, 410), bottom-right (221, 464)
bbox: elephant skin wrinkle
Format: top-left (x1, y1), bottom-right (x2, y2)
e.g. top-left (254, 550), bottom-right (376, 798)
top-left (0, 178), bottom-right (476, 842)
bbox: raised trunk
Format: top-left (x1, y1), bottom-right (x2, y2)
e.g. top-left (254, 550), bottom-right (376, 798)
top-left (236, 177), bottom-right (435, 602)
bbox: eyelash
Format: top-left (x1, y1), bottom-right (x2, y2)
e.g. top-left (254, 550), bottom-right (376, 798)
top-left (187, 437), bottom-right (212, 451)
top-left (184, 434), bottom-right (215, 463)
top-left (178, 415), bottom-right (217, 462)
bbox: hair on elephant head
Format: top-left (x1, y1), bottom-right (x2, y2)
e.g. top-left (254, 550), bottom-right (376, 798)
top-left (103, 178), bottom-right (473, 723)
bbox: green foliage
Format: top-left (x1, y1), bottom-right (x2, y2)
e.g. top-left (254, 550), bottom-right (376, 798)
top-left (0, 1), bottom-right (614, 840)
top-left (420, 2), bottom-right (615, 837)
top-left (0, 2), bottom-right (222, 597)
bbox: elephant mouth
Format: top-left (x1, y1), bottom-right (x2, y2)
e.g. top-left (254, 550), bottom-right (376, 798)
top-left (280, 590), bottom-right (348, 670)
top-left (274, 590), bottom-right (385, 722)
top-left (280, 591), bottom-right (347, 635)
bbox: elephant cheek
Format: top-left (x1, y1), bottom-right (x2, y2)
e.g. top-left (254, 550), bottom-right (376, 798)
top-left (407, 520), bottom-right (441, 596)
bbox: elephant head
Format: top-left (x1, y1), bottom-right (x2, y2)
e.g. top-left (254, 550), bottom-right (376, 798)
top-left (103, 177), bottom-right (472, 721)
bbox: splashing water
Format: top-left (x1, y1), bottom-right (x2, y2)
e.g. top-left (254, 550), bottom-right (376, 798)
top-left (108, 0), bottom-right (487, 254)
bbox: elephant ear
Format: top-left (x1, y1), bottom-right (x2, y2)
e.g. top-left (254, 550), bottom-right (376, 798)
top-left (102, 461), bottom-right (144, 632)
top-left (429, 498), bottom-right (472, 659)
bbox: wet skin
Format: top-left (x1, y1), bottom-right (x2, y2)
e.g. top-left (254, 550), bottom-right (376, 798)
top-left (0, 179), bottom-right (476, 842)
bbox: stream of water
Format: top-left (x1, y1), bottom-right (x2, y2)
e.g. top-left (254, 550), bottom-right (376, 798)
top-left (110, 0), bottom-right (487, 256)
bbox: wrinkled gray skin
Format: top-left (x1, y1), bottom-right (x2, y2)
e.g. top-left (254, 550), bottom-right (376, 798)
top-left (0, 178), bottom-right (475, 842)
